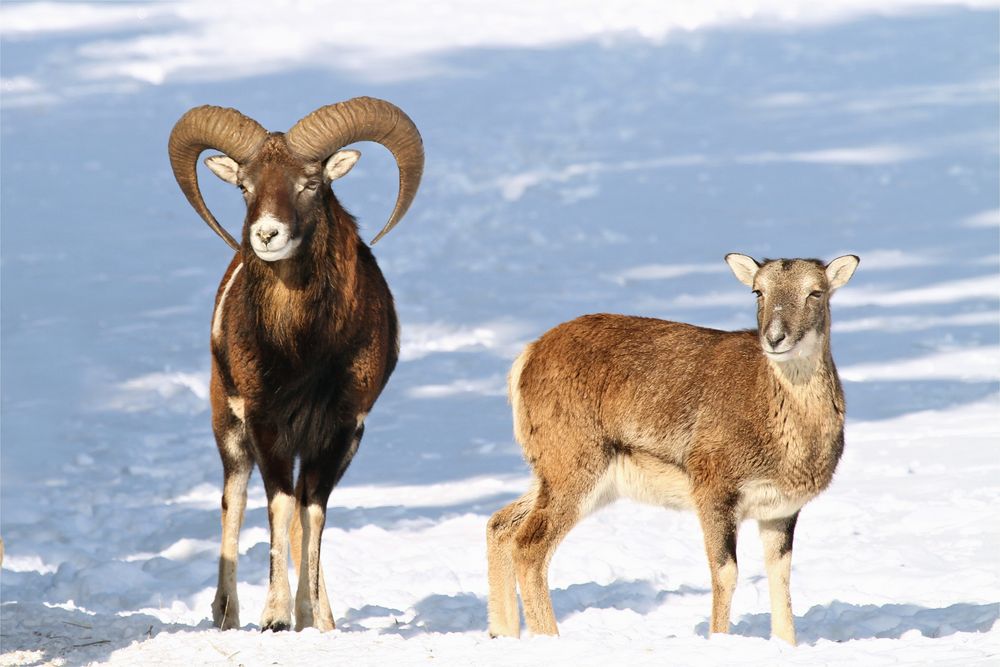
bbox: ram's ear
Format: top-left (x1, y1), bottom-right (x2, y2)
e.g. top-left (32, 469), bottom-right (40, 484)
top-left (725, 253), bottom-right (760, 288)
top-left (205, 155), bottom-right (240, 185)
top-left (324, 150), bottom-right (361, 182)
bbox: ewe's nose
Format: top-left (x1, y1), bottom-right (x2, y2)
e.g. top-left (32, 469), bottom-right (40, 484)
top-left (766, 332), bottom-right (786, 349)
top-left (256, 227), bottom-right (279, 244)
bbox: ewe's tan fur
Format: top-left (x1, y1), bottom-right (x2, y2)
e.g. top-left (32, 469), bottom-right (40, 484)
top-left (487, 254), bottom-right (859, 645)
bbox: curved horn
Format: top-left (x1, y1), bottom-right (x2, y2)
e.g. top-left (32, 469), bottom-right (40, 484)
top-left (285, 97), bottom-right (424, 244)
top-left (168, 106), bottom-right (268, 250)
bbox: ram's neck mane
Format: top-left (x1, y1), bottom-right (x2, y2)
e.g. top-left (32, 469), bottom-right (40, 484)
top-left (243, 194), bottom-right (362, 359)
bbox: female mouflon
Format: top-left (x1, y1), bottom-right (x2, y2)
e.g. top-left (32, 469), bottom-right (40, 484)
top-left (487, 253), bottom-right (859, 645)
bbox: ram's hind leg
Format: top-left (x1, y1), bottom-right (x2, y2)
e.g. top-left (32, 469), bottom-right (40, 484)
top-left (211, 376), bottom-right (252, 630)
top-left (487, 488), bottom-right (537, 637)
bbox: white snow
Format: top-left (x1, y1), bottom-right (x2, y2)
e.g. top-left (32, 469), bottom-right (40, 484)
top-left (489, 143), bottom-right (927, 202)
top-left (844, 249), bottom-right (940, 270)
top-left (2, 0), bottom-right (998, 665)
top-left (739, 143), bottom-right (924, 165)
top-left (840, 346), bottom-right (1000, 382)
top-left (834, 310), bottom-right (998, 333)
top-left (102, 371), bottom-right (210, 413)
top-left (399, 321), bottom-right (530, 362)
top-left (964, 209), bottom-right (1000, 228)
top-left (752, 77), bottom-right (999, 113)
top-left (3, 0), bottom-right (997, 104)
top-left (2, 400), bottom-right (997, 665)
top-left (836, 274), bottom-right (1000, 308)
top-left (407, 376), bottom-right (508, 399)
top-left (610, 262), bottom-right (729, 285)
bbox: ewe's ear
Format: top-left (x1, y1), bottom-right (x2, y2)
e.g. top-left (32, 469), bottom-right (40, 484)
top-left (725, 253), bottom-right (761, 288)
top-left (826, 255), bottom-right (860, 291)
top-left (205, 155), bottom-right (239, 185)
top-left (324, 150), bottom-right (361, 182)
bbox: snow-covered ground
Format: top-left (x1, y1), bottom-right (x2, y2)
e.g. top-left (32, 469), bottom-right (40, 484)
top-left (2, 1), bottom-right (998, 665)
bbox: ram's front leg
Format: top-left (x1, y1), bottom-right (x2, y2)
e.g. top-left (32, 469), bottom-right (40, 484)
top-left (293, 498), bottom-right (335, 631)
top-left (291, 488), bottom-right (333, 631)
top-left (212, 456), bottom-right (251, 630)
top-left (210, 373), bottom-right (252, 630)
top-left (294, 424), bottom-right (363, 631)
top-left (255, 425), bottom-right (296, 632)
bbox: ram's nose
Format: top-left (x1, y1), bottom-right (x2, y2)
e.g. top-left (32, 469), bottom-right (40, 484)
top-left (256, 227), bottom-right (279, 245)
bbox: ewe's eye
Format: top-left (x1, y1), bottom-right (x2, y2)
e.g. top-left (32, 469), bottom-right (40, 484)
top-left (808, 290), bottom-right (824, 299)
top-left (302, 180), bottom-right (321, 192)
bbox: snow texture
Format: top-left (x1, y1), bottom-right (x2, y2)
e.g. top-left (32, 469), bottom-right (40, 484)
top-left (1, 1), bottom-right (998, 665)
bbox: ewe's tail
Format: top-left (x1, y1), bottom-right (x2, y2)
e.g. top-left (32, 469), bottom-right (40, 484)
top-left (508, 343), bottom-right (534, 447)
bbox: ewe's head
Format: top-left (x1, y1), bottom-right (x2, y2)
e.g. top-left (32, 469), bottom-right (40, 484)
top-left (168, 97), bottom-right (424, 261)
top-left (725, 254), bottom-right (859, 362)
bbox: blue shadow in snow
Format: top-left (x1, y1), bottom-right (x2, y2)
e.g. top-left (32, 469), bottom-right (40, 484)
top-left (697, 600), bottom-right (1000, 644)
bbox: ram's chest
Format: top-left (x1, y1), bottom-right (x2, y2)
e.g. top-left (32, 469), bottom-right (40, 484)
top-left (258, 281), bottom-right (316, 350)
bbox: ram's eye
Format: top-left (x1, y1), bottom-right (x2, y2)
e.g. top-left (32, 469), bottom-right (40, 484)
top-left (302, 180), bottom-right (320, 191)
top-left (752, 290), bottom-right (763, 298)
top-left (808, 291), bottom-right (823, 299)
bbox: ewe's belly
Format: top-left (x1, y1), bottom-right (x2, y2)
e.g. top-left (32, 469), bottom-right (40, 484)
top-left (576, 456), bottom-right (810, 522)
top-left (737, 480), bottom-right (811, 521)
top-left (614, 456), bottom-right (695, 509)
top-left (579, 455), bottom-right (696, 516)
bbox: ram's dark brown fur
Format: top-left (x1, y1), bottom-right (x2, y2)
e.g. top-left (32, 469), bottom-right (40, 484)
top-left (169, 98), bottom-right (422, 633)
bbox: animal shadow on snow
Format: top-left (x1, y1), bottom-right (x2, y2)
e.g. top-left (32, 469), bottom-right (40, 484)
top-left (696, 600), bottom-right (999, 644)
top-left (0, 601), bottom-right (212, 667)
top-left (339, 579), bottom-right (707, 637)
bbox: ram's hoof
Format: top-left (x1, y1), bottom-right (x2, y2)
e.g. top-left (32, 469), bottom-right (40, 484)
top-left (261, 620), bottom-right (290, 632)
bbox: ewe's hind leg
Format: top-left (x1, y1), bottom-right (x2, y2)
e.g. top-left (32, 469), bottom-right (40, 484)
top-left (512, 444), bottom-right (609, 636)
top-left (487, 488), bottom-right (537, 637)
top-left (211, 382), bottom-right (252, 630)
top-left (758, 513), bottom-right (799, 645)
top-left (695, 493), bottom-right (740, 636)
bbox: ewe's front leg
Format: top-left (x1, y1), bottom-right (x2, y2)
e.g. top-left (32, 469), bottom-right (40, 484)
top-left (758, 513), bottom-right (799, 645)
top-left (696, 495), bottom-right (740, 636)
